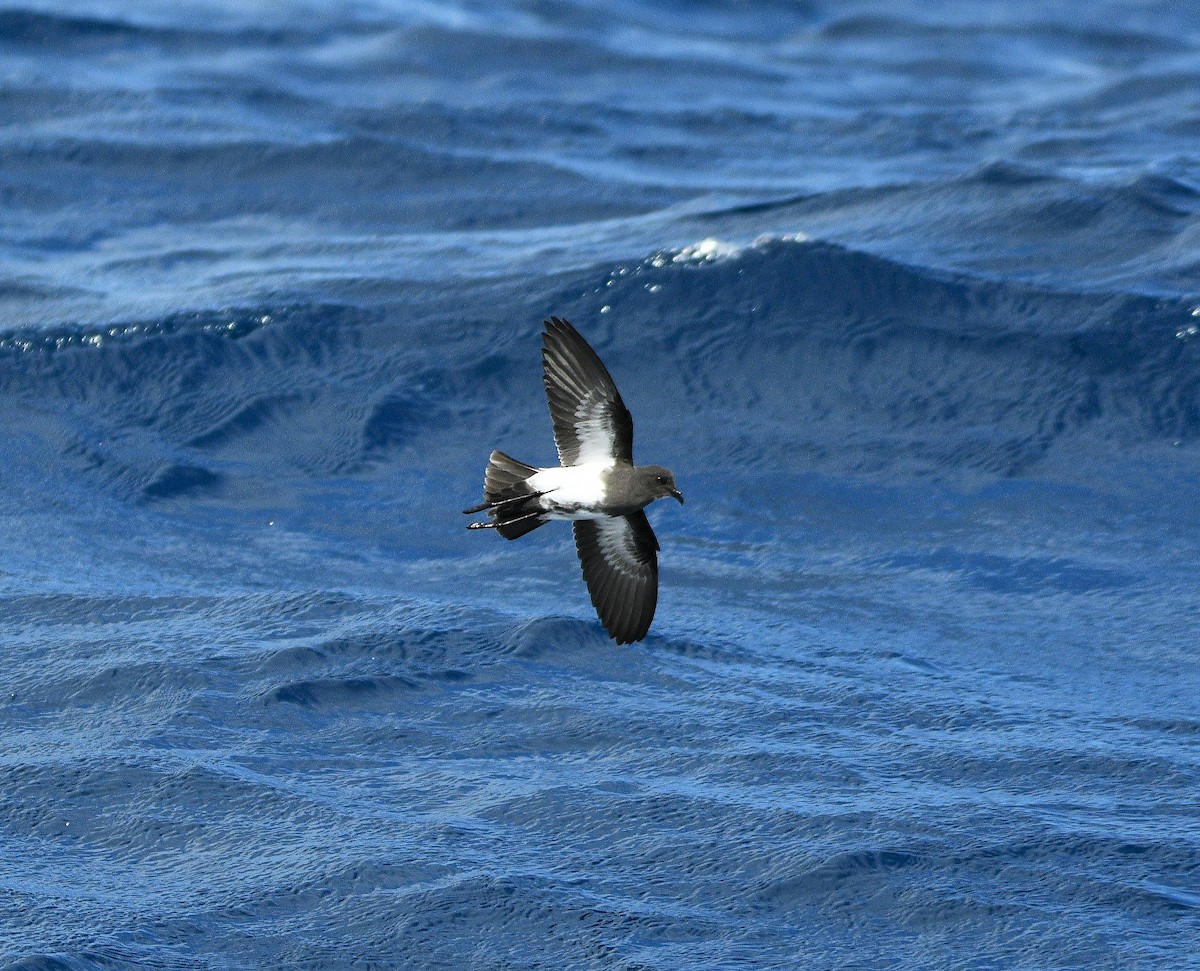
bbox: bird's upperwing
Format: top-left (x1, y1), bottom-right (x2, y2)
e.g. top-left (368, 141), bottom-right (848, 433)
top-left (572, 512), bottom-right (659, 644)
top-left (542, 317), bottom-right (634, 466)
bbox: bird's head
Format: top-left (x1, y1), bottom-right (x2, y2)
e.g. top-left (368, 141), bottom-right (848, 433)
top-left (641, 465), bottom-right (684, 504)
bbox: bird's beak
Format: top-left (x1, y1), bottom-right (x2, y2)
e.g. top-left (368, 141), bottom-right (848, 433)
top-left (671, 489), bottom-right (684, 504)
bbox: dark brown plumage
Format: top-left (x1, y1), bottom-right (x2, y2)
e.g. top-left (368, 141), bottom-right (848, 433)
top-left (465, 317), bottom-right (682, 644)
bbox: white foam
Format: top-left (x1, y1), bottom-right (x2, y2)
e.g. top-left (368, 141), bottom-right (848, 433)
top-left (645, 233), bottom-right (809, 270)
top-left (672, 237), bottom-right (743, 263)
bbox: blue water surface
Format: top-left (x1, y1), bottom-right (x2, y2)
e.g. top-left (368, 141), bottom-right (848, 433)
top-left (2, 1), bottom-right (1199, 968)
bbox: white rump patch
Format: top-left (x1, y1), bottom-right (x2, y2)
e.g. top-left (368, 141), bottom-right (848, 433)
top-left (529, 462), bottom-right (612, 520)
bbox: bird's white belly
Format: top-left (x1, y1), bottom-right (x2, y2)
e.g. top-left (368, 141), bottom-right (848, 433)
top-left (529, 462), bottom-right (612, 520)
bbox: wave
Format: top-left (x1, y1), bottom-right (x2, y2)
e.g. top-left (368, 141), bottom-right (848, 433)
top-left (0, 7), bottom-right (319, 47)
top-left (1, 236), bottom-right (1196, 505)
top-left (557, 235), bottom-right (1200, 472)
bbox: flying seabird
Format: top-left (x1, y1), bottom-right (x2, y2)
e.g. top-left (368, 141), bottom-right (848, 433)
top-left (464, 317), bottom-right (683, 644)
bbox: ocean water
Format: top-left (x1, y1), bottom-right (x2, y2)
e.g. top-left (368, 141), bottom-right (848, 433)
top-left (2, 1), bottom-right (1199, 968)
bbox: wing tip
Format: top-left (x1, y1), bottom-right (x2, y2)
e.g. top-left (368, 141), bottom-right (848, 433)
top-left (543, 316), bottom-right (575, 343)
top-left (607, 622), bottom-right (651, 645)
top-left (541, 315), bottom-right (574, 364)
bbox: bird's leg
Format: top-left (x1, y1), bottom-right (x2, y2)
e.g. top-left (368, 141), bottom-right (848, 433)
top-left (466, 509), bottom-right (544, 531)
top-left (462, 489), bottom-right (554, 515)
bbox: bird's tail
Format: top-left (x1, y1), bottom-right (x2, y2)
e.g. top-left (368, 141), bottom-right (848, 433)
top-left (463, 450), bottom-right (547, 540)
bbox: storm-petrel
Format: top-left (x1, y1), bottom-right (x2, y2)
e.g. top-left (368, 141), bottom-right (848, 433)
top-left (464, 317), bottom-right (683, 644)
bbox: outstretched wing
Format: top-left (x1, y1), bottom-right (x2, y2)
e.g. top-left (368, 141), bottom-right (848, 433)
top-left (572, 512), bottom-right (659, 644)
top-left (542, 317), bottom-right (634, 466)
